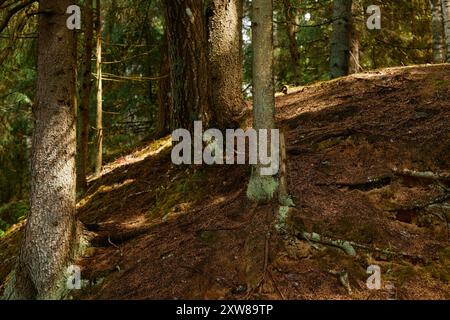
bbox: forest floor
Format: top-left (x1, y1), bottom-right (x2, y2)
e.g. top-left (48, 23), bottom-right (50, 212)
top-left (1, 64), bottom-right (449, 299)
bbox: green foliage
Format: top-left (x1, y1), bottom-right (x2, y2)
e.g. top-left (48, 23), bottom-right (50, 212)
top-left (0, 201), bottom-right (28, 236)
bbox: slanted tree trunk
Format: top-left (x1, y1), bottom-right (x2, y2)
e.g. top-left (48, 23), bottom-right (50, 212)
top-left (163, 0), bottom-right (211, 132)
top-left (94, 0), bottom-right (103, 177)
top-left (441, 0), bottom-right (450, 61)
top-left (282, 0), bottom-right (301, 85)
top-left (330, 0), bottom-right (352, 78)
top-left (246, 0), bottom-right (278, 203)
top-left (12, 0), bottom-right (78, 299)
top-left (77, 0), bottom-right (94, 193)
top-left (207, 0), bottom-right (245, 128)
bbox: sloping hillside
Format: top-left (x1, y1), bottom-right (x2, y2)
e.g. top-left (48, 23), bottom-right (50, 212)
top-left (1, 64), bottom-right (449, 299)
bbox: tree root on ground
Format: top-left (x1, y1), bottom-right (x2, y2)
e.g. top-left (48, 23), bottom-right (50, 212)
top-left (315, 175), bottom-right (392, 191)
top-left (392, 167), bottom-right (450, 182)
top-left (298, 231), bottom-right (426, 263)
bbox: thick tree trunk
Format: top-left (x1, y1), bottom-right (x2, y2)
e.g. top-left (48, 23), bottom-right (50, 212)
top-left (77, 0), bottom-right (94, 193)
top-left (207, 0), bottom-right (245, 128)
top-left (330, 0), bottom-right (352, 78)
top-left (441, 0), bottom-right (450, 61)
top-left (246, 0), bottom-right (278, 203)
top-left (157, 31), bottom-right (171, 137)
top-left (13, 0), bottom-right (78, 299)
top-left (163, 0), bottom-right (211, 132)
top-left (94, 0), bottom-right (103, 177)
top-left (282, 0), bottom-right (301, 85)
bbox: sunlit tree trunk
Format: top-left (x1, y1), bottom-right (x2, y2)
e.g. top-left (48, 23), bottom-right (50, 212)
top-left (441, 0), bottom-right (450, 61)
top-left (77, 0), bottom-right (94, 192)
top-left (330, 0), bottom-right (352, 78)
top-left (13, 0), bottom-right (79, 299)
top-left (207, 0), bottom-right (245, 128)
top-left (246, 0), bottom-right (278, 203)
top-left (95, 0), bottom-right (103, 177)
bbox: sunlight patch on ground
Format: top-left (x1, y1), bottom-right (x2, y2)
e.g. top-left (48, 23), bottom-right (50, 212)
top-left (88, 135), bottom-right (172, 182)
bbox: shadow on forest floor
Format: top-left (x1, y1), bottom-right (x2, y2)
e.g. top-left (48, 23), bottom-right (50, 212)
top-left (1, 64), bottom-right (449, 299)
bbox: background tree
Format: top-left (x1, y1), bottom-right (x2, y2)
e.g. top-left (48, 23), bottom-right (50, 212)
top-left (12, 0), bottom-right (78, 299)
top-left (441, 0), bottom-right (450, 60)
top-left (281, 0), bottom-right (301, 85)
top-left (330, 0), bottom-right (352, 78)
top-left (349, 0), bottom-right (362, 73)
top-left (156, 30), bottom-right (171, 137)
top-left (163, 0), bottom-right (211, 132)
top-left (95, 0), bottom-right (103, 177)
top-left (77, 0), bottom-right (94, 192)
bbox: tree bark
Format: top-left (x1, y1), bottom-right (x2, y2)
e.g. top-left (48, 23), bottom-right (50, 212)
top-left (77, 0), bottom-right (94, 193)
top-left (330, 0), bottom-right (352, 78)
top-left (207, 0), bottom-right (245, 129)
top-left (441, 0), bottom-right (450, 61)
top-left (430, 0), bottom-right (446, 63)
top-left (163, 0), bottom-right (212, 132)
top-left (349, 0), bottom-right (361, 73)
top-left (13, 0), bottom-right (78, 299)
top-left (282, 0), bottom-right (301, 85)
top-left (157, 31), bottom-right (171, 137)
top-left (94, 0), bottom-right (103, 177)
top-left (246, 0), bottom-right (278, 203)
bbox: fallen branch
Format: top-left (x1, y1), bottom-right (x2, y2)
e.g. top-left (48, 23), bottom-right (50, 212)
top-left (392, 167), bottom-right (450, 182)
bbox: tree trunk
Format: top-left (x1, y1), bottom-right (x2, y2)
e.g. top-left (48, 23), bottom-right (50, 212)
top-left (246, 0), bottom-right (278, 203)
top-left (330, 0), bottom-right (352, 78)
top-left (13, 0), bottom-right (78, 299)
top-left (94, 0), bottom-right (103, 177)
top-left (349, 0), bottom-right (361, 73)
top-left (441, 0), bottom-right (450, 61)
top-left (163, 0), bottom-right (211, 132)
top-left (157, 31), bottom-right (171, 137)
top-left (282, 0), bottom-right (301, 85)
top-left (430, 0), bottom-right (446, 63)
top-left (77, 0), bottom-right (94, 193)
top-left (207, 0), bottom-right (245, 129)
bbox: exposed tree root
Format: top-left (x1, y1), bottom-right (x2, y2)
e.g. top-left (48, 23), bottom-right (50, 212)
top-left (390, 192), bottom-right (450, 212)
top-left (302, 232), bottom-right (356, 256)
top-left (392, 167), bottom-right (450, 182)
top-left (91, 225), bottom-right (155, 247)
top-left (316, 175), bottom-right (392, 191)
top-left (297, 231), bottom-right (426, 263)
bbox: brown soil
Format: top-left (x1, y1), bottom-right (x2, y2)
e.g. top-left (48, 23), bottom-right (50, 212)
top-left (1, 64), bottom-right (449, 299)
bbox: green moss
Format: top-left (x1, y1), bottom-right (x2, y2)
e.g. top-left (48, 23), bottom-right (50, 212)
top-left (276, 206), bottom-right (290, 232)
top-left (147, 168), bottom-right (206, 219)
top-left (246, 174), bottom-right (278, 203)
top-left (198, 231), bottom-right (219, 243)
top-left (425, 247), bottom-right (450, 285)
top-left (0, 201), bottom-right (28, 235)
top-left (395, 264), bottom-right (417, 286)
